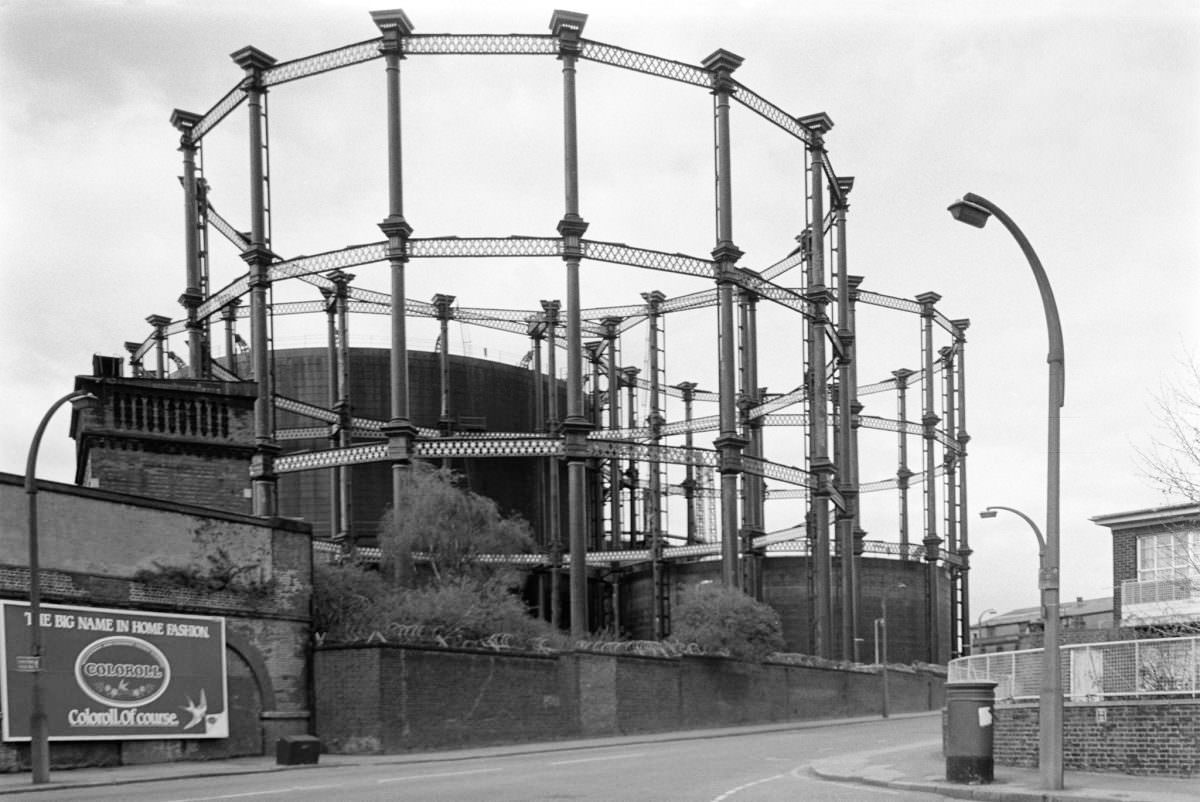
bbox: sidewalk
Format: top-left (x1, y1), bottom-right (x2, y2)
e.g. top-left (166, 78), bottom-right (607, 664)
top-left (1, 714), bottom-right (1195, 801)
top-left (809, 738), bottom-right (1199, 802)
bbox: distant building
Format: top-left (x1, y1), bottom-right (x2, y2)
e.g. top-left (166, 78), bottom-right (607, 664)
top-left (1092, 503), bottom-right (1200, 632)
top-left (972, 596), bottom-right (1113, 653)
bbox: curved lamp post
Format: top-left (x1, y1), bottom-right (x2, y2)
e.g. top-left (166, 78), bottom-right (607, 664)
top-left (951, 192), bottom-right (1064, 791)
top-left (25, 390), bottom-right (96, 784)
top-left (975, 606), bottom-right (997, 647)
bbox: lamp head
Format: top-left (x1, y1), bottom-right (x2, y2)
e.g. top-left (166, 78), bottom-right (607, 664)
top-left (70, 393), bottom-right (99, 412)
top-left (948, 199), bottom-right (990, 228)
top-left (979, 509), bottom-right (998, 519)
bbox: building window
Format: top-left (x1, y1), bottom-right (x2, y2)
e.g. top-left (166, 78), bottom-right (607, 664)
top-left (1137, 529), bottom-right (1200, 582)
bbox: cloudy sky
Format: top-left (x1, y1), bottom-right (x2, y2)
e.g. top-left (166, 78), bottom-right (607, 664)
top-left (2, 0), bottom-right (1198, 621)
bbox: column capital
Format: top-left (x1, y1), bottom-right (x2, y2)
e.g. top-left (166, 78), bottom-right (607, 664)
top-left (702, 49), bottom-right (744, 93)
top-left (915, 290), bottom-right (942, 311)
top-left (381, 419), bottom-right (419, 462)
top-left (711, 243), bottom-right (744, 265)
top-left (431, 293), bottom-right (456, 318)
top-left (714, 433), bottom-right (748, 474)
top-left (379, 215), bottom-right (413, 241)
top-left (549, 10), bottom-right (588, 55)
top-left (231, 46), bottom-right (277, 80)
top-left (371, 9), bottom-right (414, 43)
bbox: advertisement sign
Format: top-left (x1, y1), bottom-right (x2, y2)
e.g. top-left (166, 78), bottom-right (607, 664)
top-left (1, 602), bottom-right (227, 741)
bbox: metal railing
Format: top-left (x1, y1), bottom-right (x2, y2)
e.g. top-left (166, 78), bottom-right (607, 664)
top-left (950, 635), bottom-right (1200, 701)
top-left (1122, 576), bottom-right (1200, 606)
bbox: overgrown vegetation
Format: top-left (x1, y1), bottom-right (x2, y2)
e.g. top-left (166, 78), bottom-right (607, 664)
top-left (314, 464), bottom-right (566, 650)
top-left (668, 582), bottom-right (785, 661)
top-left (134, 547), bottom-right (277, 602)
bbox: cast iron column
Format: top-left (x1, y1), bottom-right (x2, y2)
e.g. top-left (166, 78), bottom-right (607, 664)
top-left (952, 319), bottom-right (972, 655)
top-left (171, 109), bottom-right (207, 378)
top-left (331, 271), bottom-right (355, 552)
top-left (893, 368), bottom-right (915, 558)
top-left (232, 45), bottom-right (279, 517)
top-left (602, 318), bottom-right (623, 549)
top-left (542, 300), bottom-right (563, 628)
top-left (322, 286), bottom-right (341, 543)
top-left (703, 47), bottom-right (746, 590)
top-left (801, 112), bottom-right (835, 656)
top-left (551, 9), bottom-right (592, 638)
top-left (737, 284), bottom-right (764, 599)
top-left (833, 177), bottom-right (858, 661)
top-left (917, 291), bottom-right (942, 663)
top-left (372, 10), bottom-right (418, 581)
top-left (677, 381), bottom-right (698, 545)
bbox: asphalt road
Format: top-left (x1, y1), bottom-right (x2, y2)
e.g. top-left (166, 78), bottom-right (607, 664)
top-left (22, 716), bottom-right (944, 801)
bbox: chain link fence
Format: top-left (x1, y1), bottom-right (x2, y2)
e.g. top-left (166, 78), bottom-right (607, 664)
top-left (949, 635), bottom-right (1200, 701)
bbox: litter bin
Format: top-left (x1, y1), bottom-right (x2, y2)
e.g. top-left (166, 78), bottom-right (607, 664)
top-left (944, 681), bottom-right (996, 783)
top-left (276, 734), bottom-right (321, 765)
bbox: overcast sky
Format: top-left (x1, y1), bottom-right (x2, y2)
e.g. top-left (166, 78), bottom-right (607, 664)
top-left (2, 0), bottom-right (1198, 621)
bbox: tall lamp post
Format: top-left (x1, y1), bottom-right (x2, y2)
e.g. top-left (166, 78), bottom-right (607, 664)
top-left (25, 390), bottom-right (96, 784)
top-left (950, 192), bottom-right (1064, 791)
top-left (874, 582), bottom-right (906, 718)
top-left (975, 607), bottom-right (997, 649)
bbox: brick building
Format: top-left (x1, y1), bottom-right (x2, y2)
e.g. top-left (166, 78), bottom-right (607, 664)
top-left (1092, 503), bottom-right (1200, 631)
top-left (971, 596), bottom-right (1113, 653)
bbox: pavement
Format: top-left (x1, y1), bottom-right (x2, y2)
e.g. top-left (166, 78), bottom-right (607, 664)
top-left (0, 712), bottom-right (1195, 801)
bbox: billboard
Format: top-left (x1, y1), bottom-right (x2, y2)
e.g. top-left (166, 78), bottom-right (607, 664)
top-left (1, 602), bottom-right (227, 741)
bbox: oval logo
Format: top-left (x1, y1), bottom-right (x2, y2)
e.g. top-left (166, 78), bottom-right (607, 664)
top-left (74, 636), bottom-right (171, 708)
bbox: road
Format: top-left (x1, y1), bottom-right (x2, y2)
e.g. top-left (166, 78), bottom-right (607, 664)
top-left (16, 716), bottom-right (944, 801)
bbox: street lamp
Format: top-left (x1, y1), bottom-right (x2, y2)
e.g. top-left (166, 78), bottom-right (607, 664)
top-left (974, 607), bottom-right (997, 649)
top-left (25, 390), bottom-right (96, 784)
top-left (875, 582), bottom-right (906, 719)
top-left (952, 191), bottom-right (1065, 792)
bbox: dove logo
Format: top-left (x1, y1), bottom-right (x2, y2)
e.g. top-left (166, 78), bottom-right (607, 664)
top-left (74, 636), bottom-right (171, 708)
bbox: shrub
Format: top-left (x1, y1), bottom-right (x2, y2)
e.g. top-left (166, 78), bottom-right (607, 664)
top-left (312, 561), bottom-right (568, 650)
top-left (669, 582), bottom-right (785, 661)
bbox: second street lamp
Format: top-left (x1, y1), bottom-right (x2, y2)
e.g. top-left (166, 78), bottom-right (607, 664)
top-left (951, 192), bottom-right (1064, 791)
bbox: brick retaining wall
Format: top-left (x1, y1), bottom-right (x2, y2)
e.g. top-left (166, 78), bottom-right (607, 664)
top-left (995, 700), bottom-right (1199, 778)
top-left (314, 644), bottom-right (946, 753)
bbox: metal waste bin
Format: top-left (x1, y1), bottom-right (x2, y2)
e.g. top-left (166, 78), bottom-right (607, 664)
top-left (944, 681), bottom-right (996, 783)
top-left (276, 734), bottom-right (321, 765)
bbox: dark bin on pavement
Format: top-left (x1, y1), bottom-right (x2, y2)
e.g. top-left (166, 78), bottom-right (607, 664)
top-left (276, 734), bottom-right (321, 765)
top-left (944, 681), bottom-right (997, 783)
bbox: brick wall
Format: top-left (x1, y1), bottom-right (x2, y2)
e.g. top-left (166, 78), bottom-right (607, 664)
top-left (1111, 528), bottom-right (1137, 623)
top-left (74, 376), bottom-right (257, 515)
top-left (313, 643), bottom-right (946, 753)
top-left (0, 474), bottom-right (312, 772)
top-left (995, 701), bottom-right (1200, 778)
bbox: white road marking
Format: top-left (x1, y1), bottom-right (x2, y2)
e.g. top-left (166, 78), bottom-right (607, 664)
top-left (163, 785), bottom-right (336, 802)
top-left (549, 752), bottom-right (645, 765)
top-left (710, 773), bottom-right (785, 801)
top-left (376, 767), bottom-right (503, 783)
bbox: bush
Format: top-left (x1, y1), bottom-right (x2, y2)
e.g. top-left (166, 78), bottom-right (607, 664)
top-left (313, 561), bottom-right (568, 651)
top-left (669, 582), bottom-right (785, 661)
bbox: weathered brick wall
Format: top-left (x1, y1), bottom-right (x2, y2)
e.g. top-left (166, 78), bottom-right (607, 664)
top-left (0, 474), bottom-right (312, 772)
top-left (1111, 528), bottom-right (1137, 623)
top-left (315, 645), bottom-right (573, 752)
top-left (314, 644), bottom-right (946, 753)
top-left (613, 653), bottom-right (683, 733)
top-left (74, 376), bottom-right (258, 516)
top-left (995, 701), bottom-right (1200, 778)
top-left (85, 445), bottom-right (253, 514)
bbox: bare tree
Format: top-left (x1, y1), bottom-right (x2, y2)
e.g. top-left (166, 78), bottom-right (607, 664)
top-left (1137, 354), bottom-right (1200, 503)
